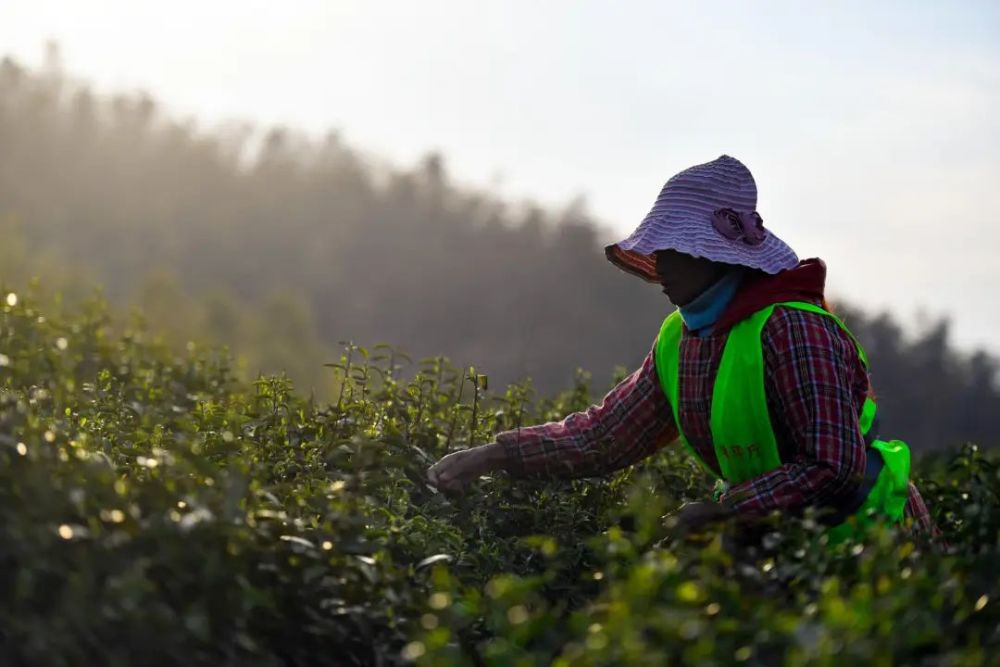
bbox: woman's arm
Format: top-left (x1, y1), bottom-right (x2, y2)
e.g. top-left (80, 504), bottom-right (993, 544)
top-left (497, 342), bottom-right (679, 480)
top-left (718, 306), bottom-right (869, 514)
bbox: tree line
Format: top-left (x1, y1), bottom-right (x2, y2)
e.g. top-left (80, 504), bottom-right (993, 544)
top-left (0, 50), bottom-right (995, 451)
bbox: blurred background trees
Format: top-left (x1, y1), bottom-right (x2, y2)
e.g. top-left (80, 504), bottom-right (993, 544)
top-left (1, 52), bottom-right (997, 451)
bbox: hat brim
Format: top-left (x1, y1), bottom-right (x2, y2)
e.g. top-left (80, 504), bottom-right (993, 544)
top-left (605, 222), bottom-right (799, 282)
top-left (605, 244), bottom-right (660, 283)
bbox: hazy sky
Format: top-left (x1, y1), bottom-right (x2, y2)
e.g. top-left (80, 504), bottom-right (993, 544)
top-left (2, 1), bottom-right (999, 353)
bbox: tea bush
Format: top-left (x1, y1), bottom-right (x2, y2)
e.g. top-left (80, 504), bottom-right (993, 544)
top-left (0, 287), bottom-right (996, 666)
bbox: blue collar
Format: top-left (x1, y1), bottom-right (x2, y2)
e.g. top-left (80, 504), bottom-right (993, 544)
top-left (678, 268), bottom-right (745, 336)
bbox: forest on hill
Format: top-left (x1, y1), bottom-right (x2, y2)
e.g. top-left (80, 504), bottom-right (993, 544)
top-left (1, 51), bottom-right (998, 452)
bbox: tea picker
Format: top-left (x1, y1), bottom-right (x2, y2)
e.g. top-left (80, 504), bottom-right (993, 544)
top-left (428, 154), bottom-right (935, 543)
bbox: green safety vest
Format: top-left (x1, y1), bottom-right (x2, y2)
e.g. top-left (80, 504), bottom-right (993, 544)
top-left (654, 300), bottom-right (911, 543)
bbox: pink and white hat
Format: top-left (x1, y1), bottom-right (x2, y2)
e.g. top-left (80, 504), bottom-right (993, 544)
top-left (605, 154), bottom-right (799, 282)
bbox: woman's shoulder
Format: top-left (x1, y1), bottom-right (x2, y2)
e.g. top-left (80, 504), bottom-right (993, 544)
top-left (760, 302), bottom-right (862, 365)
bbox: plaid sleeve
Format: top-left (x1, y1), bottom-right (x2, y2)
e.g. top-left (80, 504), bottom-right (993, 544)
top-left (903, 481), bottom-right (944, 540)
top-left (718, 307), bottom-right (869, 515)
top-left (903, 482), bottom-right (932, 528)
top-left (496, 342), bottom-right (679, 479)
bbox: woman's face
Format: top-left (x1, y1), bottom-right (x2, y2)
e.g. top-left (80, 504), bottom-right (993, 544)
top-left (655, 249), bottom-right (730, 306)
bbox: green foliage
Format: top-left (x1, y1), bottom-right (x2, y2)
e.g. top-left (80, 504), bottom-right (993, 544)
top-left (0, 288), bottom-right (997, 666)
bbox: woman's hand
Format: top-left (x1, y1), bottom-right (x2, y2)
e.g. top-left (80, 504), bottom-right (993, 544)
top-left (426, 442), bottom-right (507, 496)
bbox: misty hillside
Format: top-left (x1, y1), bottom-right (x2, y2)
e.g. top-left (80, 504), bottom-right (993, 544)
top-left (0, 52), bottom-right (997, 451)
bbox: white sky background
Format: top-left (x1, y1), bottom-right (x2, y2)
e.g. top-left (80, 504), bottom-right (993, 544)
top-left (2, 0), bottom-right (999, 354)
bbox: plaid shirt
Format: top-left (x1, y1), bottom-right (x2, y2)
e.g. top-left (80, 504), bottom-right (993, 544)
top-left (497, 304), bottom-right (935, 533)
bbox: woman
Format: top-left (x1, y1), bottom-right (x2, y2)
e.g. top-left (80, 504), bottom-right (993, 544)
top-left (426, 154), bottom-right (934, 541)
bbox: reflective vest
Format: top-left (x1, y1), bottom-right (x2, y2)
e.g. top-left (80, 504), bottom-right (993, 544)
top-left (654, 300), bottom-right (911, 542)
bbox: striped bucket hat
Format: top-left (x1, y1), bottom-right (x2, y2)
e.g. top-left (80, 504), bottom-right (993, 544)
top-left (605, 154), bottom-right (799, 283)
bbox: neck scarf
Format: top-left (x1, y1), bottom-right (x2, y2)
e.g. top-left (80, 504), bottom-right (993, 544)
top-left (678, 268), bottom-right (745, 336)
